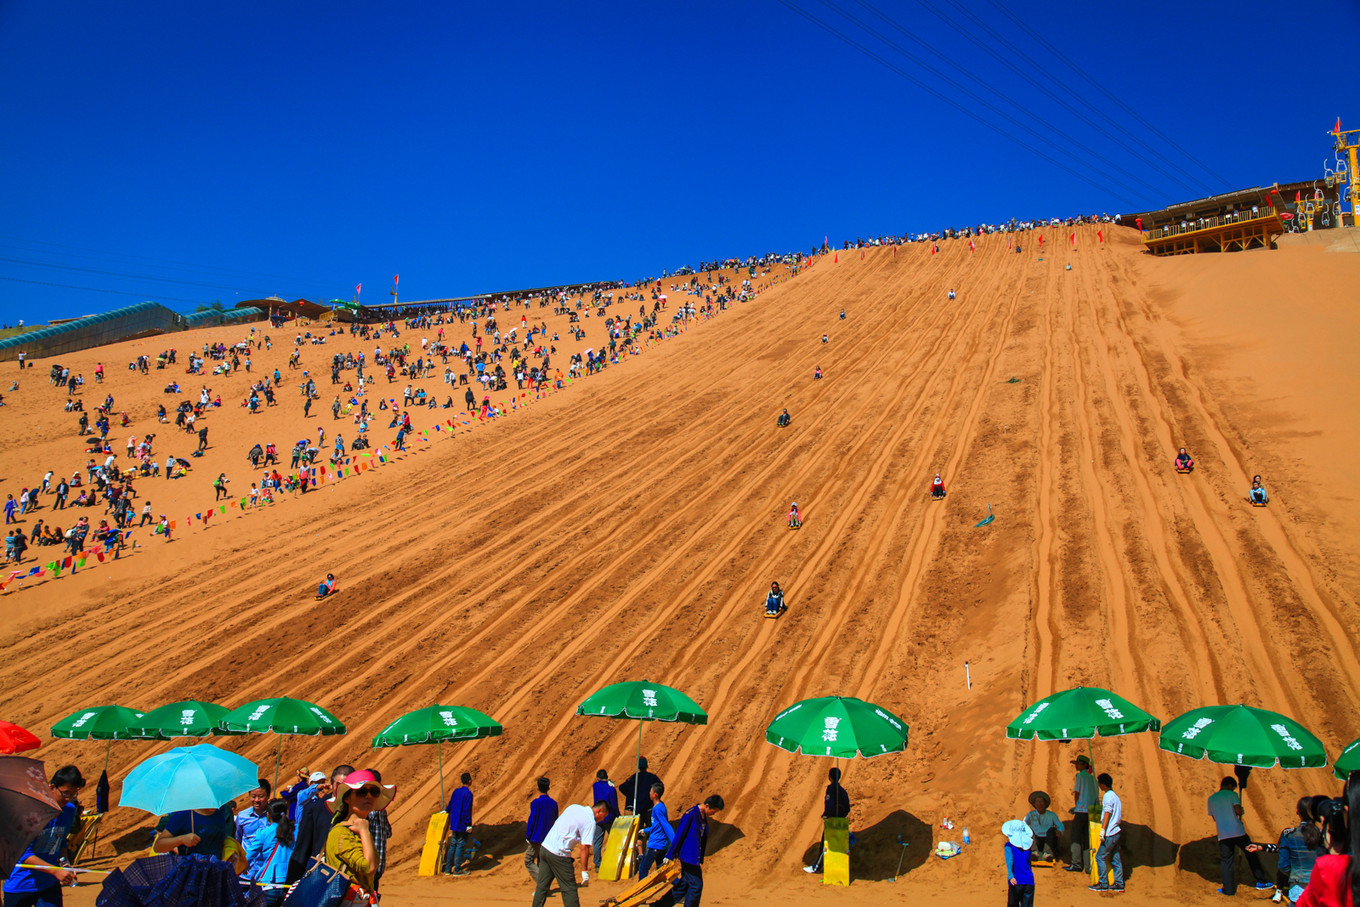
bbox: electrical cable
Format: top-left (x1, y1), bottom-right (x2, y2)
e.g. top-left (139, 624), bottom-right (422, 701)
top-left (854, 0), bottom-right (1217, 198)
top-left (814, 0), bottom-right (1171, 200)
top-left (775, 0), bottom-right (1149, 208)
top-left (981, 0), bottom-right (1231, 188)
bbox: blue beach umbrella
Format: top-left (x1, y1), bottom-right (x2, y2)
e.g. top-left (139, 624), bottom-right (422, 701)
top-left (119, 743), bottom-right (259, 815)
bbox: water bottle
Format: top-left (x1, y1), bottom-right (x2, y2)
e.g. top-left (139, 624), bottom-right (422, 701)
top-left (962, 827), bottom-right (970, 845)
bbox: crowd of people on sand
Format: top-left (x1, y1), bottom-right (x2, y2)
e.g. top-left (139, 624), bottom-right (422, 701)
top-left (0, 266), bottom-right (777, 586)
top-left (4, 250), bottom-right (1317, 907)
top-left (14, 750), bottom-right (1359, 907)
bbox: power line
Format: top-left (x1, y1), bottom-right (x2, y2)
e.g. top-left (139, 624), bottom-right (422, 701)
top-left (776, 0), bottom-right (1150, 208)
top-left (0, 234), bottom-right (338, 290)
top-left (981, 0), bottom-right (1231, 188)
top-left (813, 0), bottom-right (1172, 201)
top-left (0, 275), bottom-right (213, 306)
top-left (854, 0), bottom-right (1217, 198)
top-left (0, 255), bottom-right (303, 298)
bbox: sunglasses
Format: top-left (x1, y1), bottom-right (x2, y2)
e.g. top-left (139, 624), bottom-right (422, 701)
top-left (351, 786), bottom-right (382, 798)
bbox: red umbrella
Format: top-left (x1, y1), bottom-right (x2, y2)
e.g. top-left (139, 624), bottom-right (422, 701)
top-left (0, 721), bottom-right (40, 755)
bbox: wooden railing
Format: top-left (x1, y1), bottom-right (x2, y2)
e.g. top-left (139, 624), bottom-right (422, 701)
top-left (1143, 207), bottom-right (1277, 241)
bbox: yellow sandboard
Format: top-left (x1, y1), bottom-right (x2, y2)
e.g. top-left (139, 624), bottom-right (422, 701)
top-left (823, 817), bottom-right (849, 886)
top-left (418, 811), bottom-right (450, 876)
top-left (1089, 816), bottom-right (1113, 886)
top-left (599, 816), bottom-right (638, 881)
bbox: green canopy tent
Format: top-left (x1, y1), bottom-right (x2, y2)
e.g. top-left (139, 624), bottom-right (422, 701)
top-left (128, 701), bottom-right (242, 740)
top-left (220, 697), bottom-right (346, 790)
top-left (1007, 686), bottom-right (1161, 765)
top-left (1158, 704), bottom-right (1326, 768)
top-left (576, 681), bottom-right (707, 817)
top-left (371, 705), bottom-right (502, 805)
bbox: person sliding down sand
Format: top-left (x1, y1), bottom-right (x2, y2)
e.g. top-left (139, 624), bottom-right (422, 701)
top-left (930, 475), bottom-right (946, 499)
top-left (765, 582), bottom-right (786, 616)
top-left (777, 409), bottom-right (791, 427)
top-left (788, 503), bottom-right (800, 529)
top-left (1175, 448), bottom-right (1194, 472)
top-left (1249, 476), bottom-right (1269, 505)
top-left (317, 573), bottom-right (337, 598)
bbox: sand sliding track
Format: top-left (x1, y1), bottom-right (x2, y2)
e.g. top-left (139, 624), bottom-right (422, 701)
top-left (3, 225), bottom-right (1358, 906)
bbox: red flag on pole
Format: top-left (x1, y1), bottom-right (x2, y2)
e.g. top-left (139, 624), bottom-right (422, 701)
top-left (1070, 232), bottom-right (1075, 246)
top-left (356, 283), bottom-right (362, 295)
top-left (834, 252), bottom-right (838, 263)
top-left (394, 274), bottom-right (399, 286)
top-left (969, 239), bottom-right (975, 252)
top-left (1335, 117), bottom-right (1342, 135)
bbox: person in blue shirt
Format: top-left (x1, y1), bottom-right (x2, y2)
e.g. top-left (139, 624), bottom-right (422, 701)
top-left (3, 765), bottom-right (84, 907)
top-left (590, 770), bottom-right (619, 872)
top-left (153, 803), bottom-right (235, 859)
top-left (235, 779), bottom-right (272, 854)
top-left (1002, 819), bottom-right (1036, 907)
top-left (244, 800), bottom-right (296, 906)
top-left (524, 776), bottom-right (558, 880)
top-left (654, 795), bottom-right (724, 907)
top-left (280, 770), bottom-right (326, 822)
top-left (637, 782), bottom-right (674, 878)
top-left (443, 772), bottom-right (474, 875)
top-left (1246, 796), bottom-right (1327, 901)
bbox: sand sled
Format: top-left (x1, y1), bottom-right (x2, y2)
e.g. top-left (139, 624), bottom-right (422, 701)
top-left (600, 861), bottom-right (680, 907)
top-left (1250, 499), bottom-right (1268, 507)
top-left (1175, 465), bottom-right (1194, 474)
top-left (599, 815), bottom-right (638, 881)
top-left (418, 810), bottom-right (450, 876)
top-left (764, 604), bottom-right (787, 619)
top-left (788, 517), bottom-right (801, 530)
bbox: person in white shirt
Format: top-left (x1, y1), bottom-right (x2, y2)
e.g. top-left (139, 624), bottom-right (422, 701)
top-left (1208, 776), bottom-right (1271, 895)
top-left (1090, 773), bottom-right (1124, 893)
top-left (532, 801), bottom-right (612, 907)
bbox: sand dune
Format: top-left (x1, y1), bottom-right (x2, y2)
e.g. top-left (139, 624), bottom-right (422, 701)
top-left (4, 227), bottom-right (1359, 906)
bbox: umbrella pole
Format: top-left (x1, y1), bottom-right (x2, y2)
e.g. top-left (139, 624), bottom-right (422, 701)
top-left (103, 740), bottom-right (111, 777)
top-left (633, 720), bottom-right (644, 815)
top-left (438, 740), bottom-right (446, 807)
top-left (274, 737), bottom-right (282, 793)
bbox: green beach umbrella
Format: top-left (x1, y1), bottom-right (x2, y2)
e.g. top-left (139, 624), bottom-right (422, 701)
top-left (577, 681), bottom-right (707, 815)
top-left (51, 705), bottom-right (155, 775)
top-left (765, 695), bottom-right (909, 759)
top-left (1331, 736), bottom-right (1360, 780)
top-left (221, 697), bottom-right (346, 789)
top-left (129, 701), bottom-right (242, 739)
top-left (1158, 705), bottom-right (1327, 769)
top-left (1007, 687), bottom-right (1161, 741)
top-left (372, 705), bottom-right (503, 804)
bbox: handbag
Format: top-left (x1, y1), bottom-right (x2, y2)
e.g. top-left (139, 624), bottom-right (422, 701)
top-left (282, 857), bottom-right (352, 907)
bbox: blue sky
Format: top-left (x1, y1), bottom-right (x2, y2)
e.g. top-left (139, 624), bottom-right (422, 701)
top-left (2, 0), bottom-right (1356, 325)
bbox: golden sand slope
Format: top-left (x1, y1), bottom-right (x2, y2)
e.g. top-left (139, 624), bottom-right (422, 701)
top-left (6, 228), bottom-right (1359, 907)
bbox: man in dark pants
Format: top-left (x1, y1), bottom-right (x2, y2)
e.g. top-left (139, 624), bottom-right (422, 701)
top-left (653, 795), bottom-right (724, 907)
top-left (590, 769), bottom-right (619, 872)
top-left (1208, 776), bottom-right (1271, 895)
top-left (523, 776), bottom-right (558, 879)
top-left (531, 801), bottom-right (612, 907)
top-left (804, 767), bottom-right (850, 873)
top-left (287, 764), bottom-right (352, 883)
